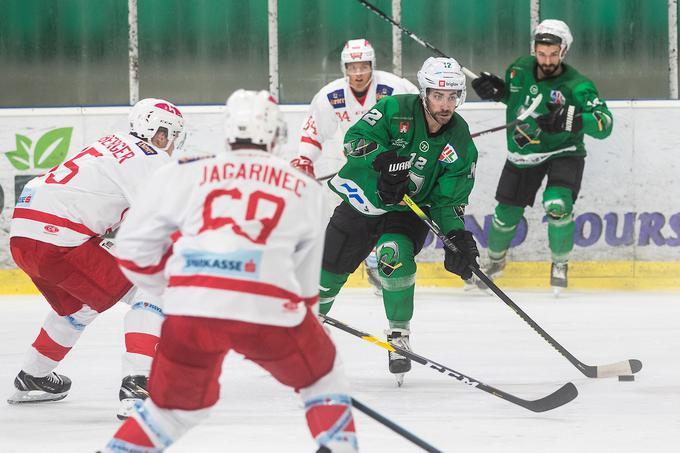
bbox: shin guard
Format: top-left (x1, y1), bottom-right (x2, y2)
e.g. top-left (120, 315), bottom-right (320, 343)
top-left (123, 290), bottom-right (164, 377)
top-left (23, 306), bottom-right (98, 377)
top-left (376, 234), bottom-right (416, 326)
top-left (319, 270), bottom-right (349, 315)
top-left (488, 204), bottom-right (524, 260)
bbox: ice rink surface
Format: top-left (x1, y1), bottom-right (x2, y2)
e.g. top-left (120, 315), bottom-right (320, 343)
top-left (0, 288), bottom-right (678, 452)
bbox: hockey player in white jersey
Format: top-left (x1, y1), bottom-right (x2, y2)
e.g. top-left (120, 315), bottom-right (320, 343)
top-left (103, 90), bottom-right (359, 453)
top-left (290, 38), bottom-right (419, 294)
top-left (7, 98), bottom-right (184, 419)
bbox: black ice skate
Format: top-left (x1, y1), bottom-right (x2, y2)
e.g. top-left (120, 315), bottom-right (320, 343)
top-left (117, 375), bottom-right (149, 420)
top-left (386, 328), bottom-right (411, 387)
top-left (551, 262), bottom-right (568, 296)
top-left (366, 267), bottom-right (383, 297)
top-left (465, 257), bottom-right (506, 291)
top-left (7, 370), bottom-right (71, 404)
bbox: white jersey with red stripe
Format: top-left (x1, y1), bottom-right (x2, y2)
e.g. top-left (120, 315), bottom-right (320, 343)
top-left (10, 132), bottom-right (170, 247)
top-left (115, 149), bottom-right (325, 328)
top-left (298, 70), bottom-right (418, 176)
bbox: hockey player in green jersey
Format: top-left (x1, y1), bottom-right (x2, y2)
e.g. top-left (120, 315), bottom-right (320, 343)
top-left (319, 57), bottom-right (480, 383)
top-left (470, 19), bottom-right (613, 293)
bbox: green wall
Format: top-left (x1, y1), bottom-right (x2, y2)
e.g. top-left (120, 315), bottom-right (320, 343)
top-left (0, 0), bottom-right (673, 106)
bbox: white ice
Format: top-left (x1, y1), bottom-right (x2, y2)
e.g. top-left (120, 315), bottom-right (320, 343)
top-left (0, 288), bottom-right (678, 452)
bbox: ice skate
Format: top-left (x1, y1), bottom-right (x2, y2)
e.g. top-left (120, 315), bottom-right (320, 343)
top-left (117, 375), bottom-right (149, 420)
top-left (473, 257), bottom-right (506, 290)
top-left (366, 267), bottom-right (383, 297)
top-left (7, 370), bottom-right (71, 404)
top-left (551, 262), bottom-right (568, 297)
top-left (386, 328), bottom-right (411, 387)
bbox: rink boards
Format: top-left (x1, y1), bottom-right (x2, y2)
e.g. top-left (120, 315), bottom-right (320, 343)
top-left (0, 101), bottom-right (678, 292)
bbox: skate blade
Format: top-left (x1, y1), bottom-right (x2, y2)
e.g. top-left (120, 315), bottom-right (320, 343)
top-left (395, 373), bottom-right (405, 387)
top-left (7, 389), bottom-right (68, 404)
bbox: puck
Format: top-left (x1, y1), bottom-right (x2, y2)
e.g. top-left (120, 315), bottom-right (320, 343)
top-left (618, 375), bottom-right (635, 382)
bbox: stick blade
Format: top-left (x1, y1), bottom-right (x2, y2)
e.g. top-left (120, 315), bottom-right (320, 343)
top-left (592, 359), bottom-right (643, 378)
top-left (521, 382), bottom-right (578, 413)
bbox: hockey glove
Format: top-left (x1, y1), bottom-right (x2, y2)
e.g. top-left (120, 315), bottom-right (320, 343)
top-left (372, 150), bottom-right (412, 205)
top-left (536, 102), bottom-right (583, 134)
top-left (471, 72), bottom-right (506, 102)
top-left (290, 156), bottom-right (315, 178)
top-left (444, 230), bottom-right (479, 280)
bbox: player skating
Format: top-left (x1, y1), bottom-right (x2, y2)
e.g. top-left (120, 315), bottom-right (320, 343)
top-left (7, 99), bottom-right (184, 419)
top-left (318, 57), bottom-right (480, 385)
top-left (102, 90), bottom-right (359, 452)
top-left (290, 38), bottom-right (419, 296)
top-left (469, 19), bottom-right (613, 294)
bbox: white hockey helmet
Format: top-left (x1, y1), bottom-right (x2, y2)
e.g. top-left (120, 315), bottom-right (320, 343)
top-left (129, 98), bottom-right (185, 146)
top-left (532, 19), bottom-right (573, 58)
top-left (224, 89), bottom-right (284, 152)
top-left (341, 39), bottom-right (376, 76)
top-left (416, 57), bottom-right (466, 107)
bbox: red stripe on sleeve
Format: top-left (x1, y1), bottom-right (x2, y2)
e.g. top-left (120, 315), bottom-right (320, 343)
top-left (117, 246), bottom-right (174, 275)
top-left (300, 136), bottom-right (322, 150)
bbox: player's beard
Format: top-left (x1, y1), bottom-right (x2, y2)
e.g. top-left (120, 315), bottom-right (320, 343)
top-left (430, 107), bottom-right (453, 125)
top-left (539, 63), bottom-right (558, 76)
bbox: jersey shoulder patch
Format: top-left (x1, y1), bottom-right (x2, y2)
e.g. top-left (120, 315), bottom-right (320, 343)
top-left (326, 89), bottom-right (346, 109)
top-left (135, 141), bottom-right (158, 156)
top-left (177, 154), bottom-right (215, 165)
top-left (376, 84), bottom-right (394, 99)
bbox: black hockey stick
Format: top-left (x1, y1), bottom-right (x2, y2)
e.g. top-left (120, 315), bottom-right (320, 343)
top-left (350, 398), bottom-right (443, 452)
top-left (402, 194), bottom-right (643, 379)
top-left (356, 0), bottom-right (478, 79)
top-left (321, 314), bottom-right (577, 412)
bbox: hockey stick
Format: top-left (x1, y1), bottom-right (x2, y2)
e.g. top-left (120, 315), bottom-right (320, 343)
top-left (471, 93), bottom-right (543, 138)
top-left (350, 398), bottom-right (443, 453)
top-left (401, 194), bottom-right (643, 379)
top-left (356, 0), bottom-right (478, 79)
top-left (322, 314), bottom-right (577, 412)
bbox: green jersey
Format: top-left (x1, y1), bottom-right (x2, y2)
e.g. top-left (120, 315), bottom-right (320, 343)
top-left (500, 55), bottom-right (613, 167)
top-left (329, 94), bottom-right (477, 234)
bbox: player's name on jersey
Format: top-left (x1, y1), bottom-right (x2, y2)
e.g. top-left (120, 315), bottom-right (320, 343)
top-left (199, 161), bottom-right (308, 197)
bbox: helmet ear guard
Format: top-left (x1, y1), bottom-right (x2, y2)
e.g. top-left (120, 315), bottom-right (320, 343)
top-left (416, 57), bottom-right (467, 107)
top-left (224, 89), bottom-right (284, 153)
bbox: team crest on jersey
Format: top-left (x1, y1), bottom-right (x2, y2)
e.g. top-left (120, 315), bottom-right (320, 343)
top-left (510, 69), bottom-right (517, 79)
top-left (136, 141), bottom-right (157, 156)
top-left (399, 121), bottom-right (410, 133)
top-left (550, 90), bottom-right (566, 105)
top-left (327, 89), bottom-right (346, 109)
top-left (439, 143), bottom-right (459, 164)
top-left (376, 84), bottom-right (394, 100)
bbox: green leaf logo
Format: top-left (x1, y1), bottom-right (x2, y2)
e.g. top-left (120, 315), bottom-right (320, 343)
top-left (34, 127), bottom-right (72, 169)
top-left (5, 134), bottom-right (32, 170)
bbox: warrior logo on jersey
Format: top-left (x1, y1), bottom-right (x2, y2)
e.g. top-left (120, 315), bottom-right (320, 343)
top-left (327, 89), bottom-right (346, 109)
top-left (376, 84), bottom-right (394, 100)
top-left (136, 141), bottom-right (157, 156)
top-left (550, 90), bottom-right (566, 105)
top-left (439, 143), bottom-right (459, 164)
top-left (399, 121), bottom-right (410, 133)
